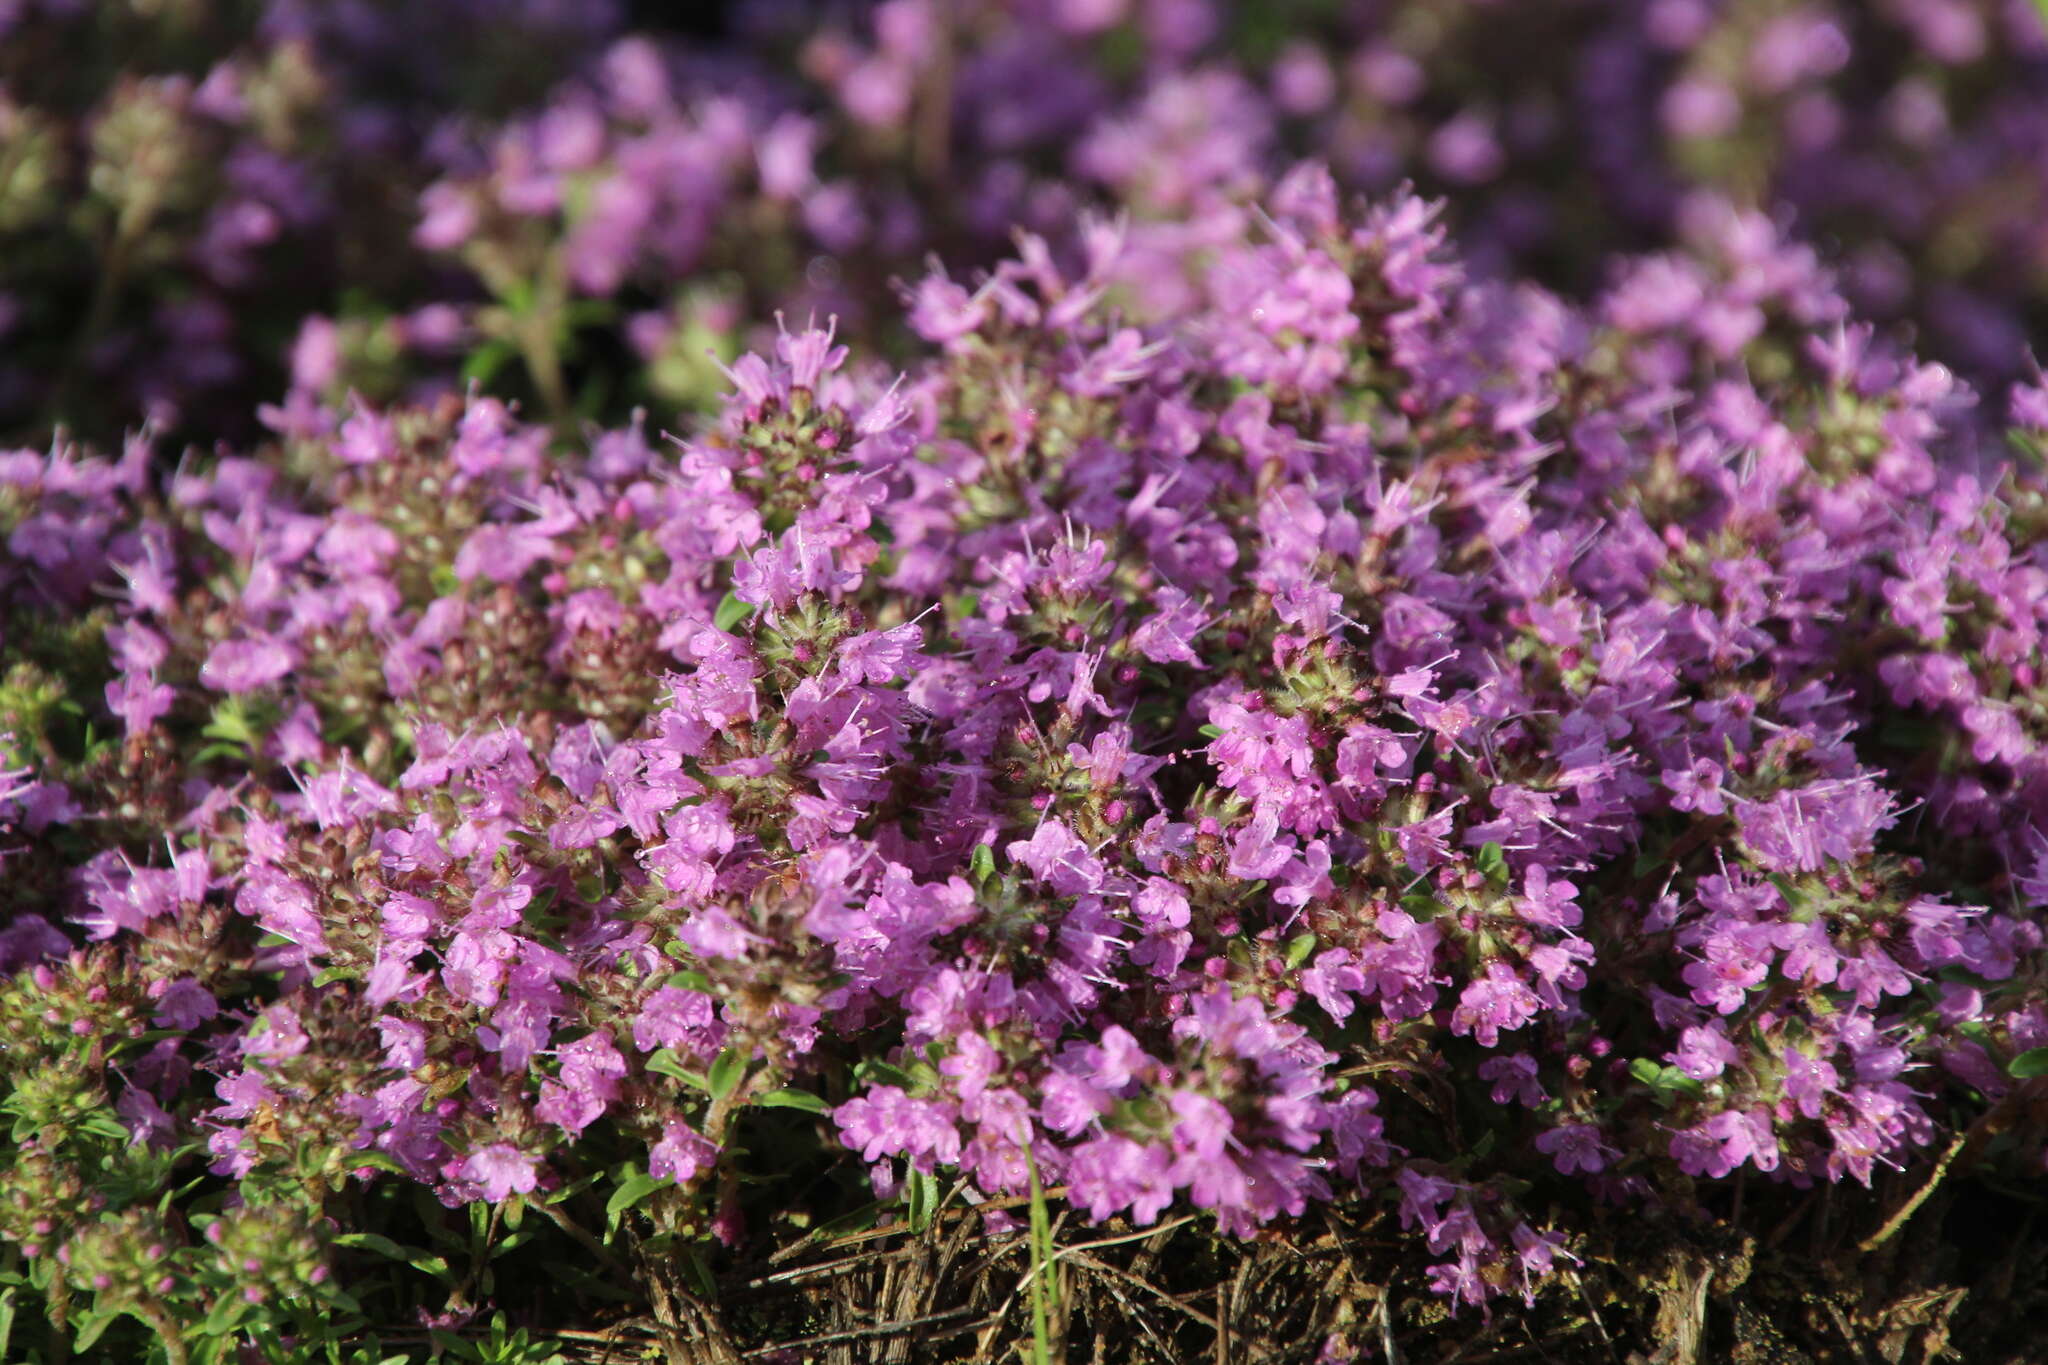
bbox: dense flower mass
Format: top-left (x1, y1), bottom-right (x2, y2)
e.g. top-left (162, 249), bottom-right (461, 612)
top-left (5, 1), bottom-right (2048, 1360)
top-left (7, 155), bottom-right (2048, 1353)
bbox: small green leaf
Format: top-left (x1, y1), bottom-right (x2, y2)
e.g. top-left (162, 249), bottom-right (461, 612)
top-left (201, 698), bottom-right (261, 746)
top-left (708, 1047), bottom-right (747, 1104)
top-left (647, 1049), bottom-right (709, 1090)
top-left (72, 1308), bottom-right (120, 1353)
top-left (78, 1111), bottom-right (131, 1143)
top-left (715, 591), bottom-right (755, 633)
top-left (2008, 1047), bottom-right (2048, 1079)
top-left (1197, 723), bottom-right (1222, 739)
top-left (1284, 932), bottom-right (1318, 969)
top-left (337, 1231), bottom-right (455, 1284)
top-left (1630, 1057), bottom-right (1704, 1100)
top-left (854, 1059), bottom-right (915, 1090)
top-left (665, 969), bottom-right (714, 993)
top-left (606, 1172), bottom-right (671, 1235)
top-left (334, 1232), bottom-right (408, 1261)
top-left (1476, 842), bottom-right (1508, 885)
top-left (1767, 874), bottom-right (1808, 910)
top-left (462, 339), bottom-right (518, 387)
top-left (431, 1329), bottom-right (481, 1362)
top-left (756, 1088), bottom-right (832, 1115)
top-left (346, 1150), bottom-right (413, 1179)
top-left (970, 842), bottom-right (998, 886)
top-left (906, 1167), bottom-right (941, 1233)
top-left (680, 1244), bottom-right (718, 1298)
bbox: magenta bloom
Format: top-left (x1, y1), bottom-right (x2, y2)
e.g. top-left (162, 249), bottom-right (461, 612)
top-left (200, 635), bottom-right (295, 693)
top-left (462, 1145), bottom-right (539, 1202)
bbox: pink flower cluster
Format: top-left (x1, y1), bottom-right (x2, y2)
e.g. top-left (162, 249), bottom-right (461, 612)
top-left (6, 160), bottom-right (2048, 1339)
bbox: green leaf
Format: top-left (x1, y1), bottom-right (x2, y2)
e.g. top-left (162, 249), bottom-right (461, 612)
top-left (201, 698), bottom-right (262, 746)
top-left (755, 1088), bottom-right (832, 1115)
top-left (72, 1308), bottom-right (120, 1354)
top-left (1283, 932), bottom-right (1318, 969)
top-left (431, 1329), bottom-right (482, 1362)
top-left (1024, 1147), bottom-right (1058, 1365)
top-left (1475, 841), bottom-right (1508, 886)
top-left (906, 1166), bottom-right (941, 1233)
top-left (345, 1150), bottom-right (413, 1179)
top-left (970, 842), bottom-right (998, 886)
top-left (606, 1172), bottom-right (671, 1235)
top-left (707, 1047), bottom-right (747, 1104)
top-left (646, 1049), bottom-right (709, 1090)
top-left (546, 1168), bottom-right (607, 1207)
top-left (714, 591), bottom-right (756, 633)
top-left (2009, 426), bottom-right (2046, 466)
top-left (462, 339), bottom-right (517, 386)
top-left (853, 1058), bottom-right (915, 1090)
top-left (1629, 1057), bottom-right (1704, 1100)
top-left (78, 1110), bottom-right (132, 1143)
top-left (680, 1244), bottom-right (718, 1299)
top-left (1197, 723), bottom-right (1222, 739)
top-left (494, 277), bottom-right (538, 314)
top-left (565, 298), bottom-right (619, 328)
top-left (1767, 874), bottom-right (1808, 910)
top-left (335, 1231), bottom-right (455, 1284)
top-left (665, 970), bottom-right (713, 993)
top-left (2008, 1047), bottom-right (2048, 1079)
top-left (334, 1231), bottom-right (408, 1261)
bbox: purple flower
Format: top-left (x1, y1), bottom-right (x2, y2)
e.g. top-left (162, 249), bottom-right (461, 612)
top-left (1533, 1123), bottom-right (1615, 1176)
top-left (836, 622), bottom-right (923, 685)
top-left (1736, 777), bottom-right (1897, 873)
top-left (632, 986), bottom-right (726, 1058)
top-left (454, 523), bottom-right (556, 584)
top-left (1450, 963), bottom-right (1540, 1047)
top-left (649, 1121), bottom-right (718, 1185)
top-left (200, 635), bottom-right (296, 693)
top-left (462, 1145), bottom-right (539, 1202)
top-left (1064, 1135), bottom-right (1176, 1225)
top-left (1662, 759), bottom-right (1727, 815)
top-left (536, 1034), bottom-right (626, 1135)
top-left (1516, 865), bottom-right (1581, 929)
top-left (1669, 1024), bottom-right (1740, 1081)
top-left (151, 978), bottom-right (218, 1031)
top-left (1477, 1054), bottom-right (1546, 1107)
top-left (834, 1087), bottom-right (962, 1168)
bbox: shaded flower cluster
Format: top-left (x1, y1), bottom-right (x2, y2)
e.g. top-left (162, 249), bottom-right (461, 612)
top-left (13, 0), bottom-right (2048, 452)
